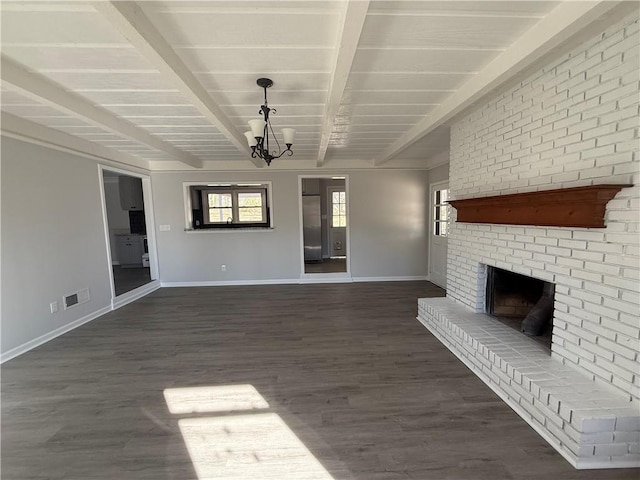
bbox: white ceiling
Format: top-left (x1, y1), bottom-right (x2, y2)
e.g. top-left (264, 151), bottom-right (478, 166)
top-left (0, 1), bottom-right (631, 170)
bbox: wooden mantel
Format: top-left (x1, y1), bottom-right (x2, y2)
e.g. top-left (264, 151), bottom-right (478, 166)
top-left (448, 185), bottom-right (631, 228)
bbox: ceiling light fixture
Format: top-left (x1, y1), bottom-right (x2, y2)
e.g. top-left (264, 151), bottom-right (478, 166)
top-left (244, 78), bottom-right (295, 166)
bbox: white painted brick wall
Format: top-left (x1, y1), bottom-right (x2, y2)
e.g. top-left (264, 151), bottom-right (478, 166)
top-left (448, 13), bottom-right (640, 402)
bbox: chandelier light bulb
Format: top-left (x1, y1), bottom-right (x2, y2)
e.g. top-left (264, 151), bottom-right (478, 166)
top-left (281, 128), bottom-right (295, 146)
top-left (244, 131), bottom-right (258, 147)
top-left (248, 119), bottom-right (266, 139)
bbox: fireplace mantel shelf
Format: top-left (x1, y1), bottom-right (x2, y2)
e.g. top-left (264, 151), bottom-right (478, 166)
top-left (448, 184), bottom-right (631, 228)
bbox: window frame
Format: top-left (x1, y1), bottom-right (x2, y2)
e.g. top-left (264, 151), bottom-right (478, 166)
top-left (433, 187), bottom-right (450, 238)
top-left (331, 190), bottom-right (347, 228)
top-left (201, 187), bottom-right (267, 226)
top-left (184, 182), bottom-right (273, 230)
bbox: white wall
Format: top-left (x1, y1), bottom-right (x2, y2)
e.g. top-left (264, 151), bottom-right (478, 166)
top-left (447, 12), bottom-right (639, 401)
top-left (152, 169), bottom-right (430, 283)
top-left (1, 137), bottom-right (114, 356)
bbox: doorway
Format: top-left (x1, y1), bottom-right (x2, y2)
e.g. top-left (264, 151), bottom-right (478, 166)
top-left (100, 167), bottom-right (157, 297)
top-left (429, 181), bottom-right (449, 289)
top-left (300, 176), bottom-right (349, 275)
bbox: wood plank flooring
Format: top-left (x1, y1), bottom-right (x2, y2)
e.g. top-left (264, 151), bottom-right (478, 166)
top-left (2, 282), bottom-right (638, 479)
top-left (112, 266), bottom-right (152, 296)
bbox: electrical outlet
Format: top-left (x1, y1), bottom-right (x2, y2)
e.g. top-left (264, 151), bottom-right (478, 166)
top-left (221, 265), bottom-right (226, 272)
top-left (50, 301), bottom-right (58, 314)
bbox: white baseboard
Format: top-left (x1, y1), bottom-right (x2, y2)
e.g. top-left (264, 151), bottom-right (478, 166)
top-left (112, 280), bottom-right (161, 309)
top-left (162, 276), bottom-right (429, 287)
top-left (298, 276), bottom-right (354, 284)
top-left (161, 278), bottom-right (301, 287)
top-left (354, 275), bottom-right (428, 282)
top-left (1, 305), bottom-right (112, 364)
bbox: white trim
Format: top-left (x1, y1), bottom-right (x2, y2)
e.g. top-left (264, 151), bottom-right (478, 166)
top-left (162, 279), bottom-right (301, 287)
top-left (298, 273), bottom-right (353, 284)
top-left (0, 305), bottom-right (112, 364)
top-left (99, 165), bottom-right (160, 299)
top-left (428, 180), bottom-right (449, 289)
top-left (161, 276), bottom-right (429, 288)
top-left (298, 175), bottom-right (351, 277)
top-left (182, 180), bottom-right (274, 231)
top-left (112, 280), bottom-right (161, 310)
top-left (354, 276), bottom-right (428, 283)
top-left (141, 176), bottom-right (160, 281)
top-left (184, 228), bottom-right (275, 234)
top-left (98, 167), bottom-right (117, 301)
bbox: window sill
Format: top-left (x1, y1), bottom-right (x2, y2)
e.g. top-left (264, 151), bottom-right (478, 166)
top-left (184, 227), bottom-right (274, 233)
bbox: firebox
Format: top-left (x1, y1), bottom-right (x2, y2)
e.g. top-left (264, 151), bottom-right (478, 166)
top-left (485, 266), bottom-right (555, 349)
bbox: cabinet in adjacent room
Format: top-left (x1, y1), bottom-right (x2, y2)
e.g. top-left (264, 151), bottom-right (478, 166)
top-left (116, 234), bottom-right (143, 267)
top-left (119, 176), bottom-right (144, 211)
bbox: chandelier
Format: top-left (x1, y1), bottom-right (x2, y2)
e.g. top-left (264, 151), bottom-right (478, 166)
top-left (244, 78), bottom-right (295, 166)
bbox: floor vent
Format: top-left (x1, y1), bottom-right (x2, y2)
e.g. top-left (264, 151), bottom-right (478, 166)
top-left (64, 288), bottom-right (90, 310)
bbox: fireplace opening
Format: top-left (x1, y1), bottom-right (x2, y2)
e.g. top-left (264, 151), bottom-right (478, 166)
top-left (485, 266), bottom-right (555, 349)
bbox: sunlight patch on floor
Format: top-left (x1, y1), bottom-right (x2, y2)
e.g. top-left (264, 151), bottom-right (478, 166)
top-left (179, 413), bottom-right (334, 479)
top-left (163, 384), bottom-right (269, 414)
top-left (164, 384), bottom-right (335, 480)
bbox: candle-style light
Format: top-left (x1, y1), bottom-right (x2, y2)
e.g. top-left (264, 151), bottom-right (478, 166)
top-left (244, 78), bottom-right (295, 166)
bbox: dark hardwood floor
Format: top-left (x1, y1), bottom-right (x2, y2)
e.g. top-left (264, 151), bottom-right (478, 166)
top-left (2, 282), bottom-right (637, 479)
top-left (305, 257), bottom-right (347, 274)
top-left (112, 265), bottom-right (152, 296)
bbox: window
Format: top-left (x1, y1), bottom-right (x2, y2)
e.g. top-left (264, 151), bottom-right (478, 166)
top-left (433, 188), bottom-right (449, 237)
top-left (331, 191), bottom-right (347, 227)
top-left (189, 183), bottom-right (271, 229)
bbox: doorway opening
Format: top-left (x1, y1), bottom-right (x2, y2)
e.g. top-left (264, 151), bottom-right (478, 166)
top-left (100, 168), bottom-right (156, 297)
top-left (300, 177), bottom-right (348, 275)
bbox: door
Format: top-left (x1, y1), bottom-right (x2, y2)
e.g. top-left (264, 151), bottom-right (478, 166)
top-left (328, 186), bottom-right (346, 257)
top-left (429, 181), bottom-right (449, 289)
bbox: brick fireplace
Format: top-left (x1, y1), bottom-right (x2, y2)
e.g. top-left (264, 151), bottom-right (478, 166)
top-left (418, 12), bottom-right (639, 470)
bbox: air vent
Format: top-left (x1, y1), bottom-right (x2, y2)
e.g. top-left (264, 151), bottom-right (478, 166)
top-left (64, 288), bottom-right (90, 310)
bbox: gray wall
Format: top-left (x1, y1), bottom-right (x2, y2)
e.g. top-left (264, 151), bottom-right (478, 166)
top-left (152, 169), bottom-right (430, 282)
top-left (1, 135), bottom-right (433, 357)
top-left (428, 163), bottom-right (449, 185)
top-left (1, 137), bottom-right (113, 354)
top-left (349, 170), bottom-right (429, 278)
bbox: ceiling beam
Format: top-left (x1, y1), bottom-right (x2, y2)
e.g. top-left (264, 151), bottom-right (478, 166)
top-left (94, 1), bottom-right (263, 168)
top-left (1, 55), bottom-right (202, 169)
top-left (317, 0), bottom-right (370, 167)
top-left (1, 112), bottom-right (150, 170)
top-left (374, 1), bottom-right (625, 166)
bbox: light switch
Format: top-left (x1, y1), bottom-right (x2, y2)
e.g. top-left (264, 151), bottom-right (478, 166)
top-left (159, 225), bottom-right (171, 231)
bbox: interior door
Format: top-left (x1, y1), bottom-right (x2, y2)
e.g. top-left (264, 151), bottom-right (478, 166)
top-left (328, 186), bottom-right (346, 257)
top-left (429, 182), bottom-right (449, 289)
